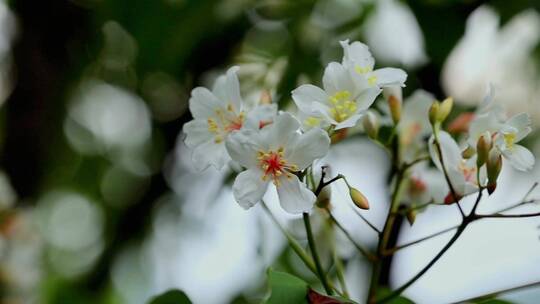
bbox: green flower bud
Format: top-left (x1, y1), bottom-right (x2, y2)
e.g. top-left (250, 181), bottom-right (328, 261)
top-left (462, 145), bottom-right (476, 159)
top-left (429, 102), bottom-right (440, 126)
top-left (476, 132), bottom-right (492, 168)
top-left (349, 187), bottom-right (370, 210)
top-left (437, 97), bottom-right (453, 122)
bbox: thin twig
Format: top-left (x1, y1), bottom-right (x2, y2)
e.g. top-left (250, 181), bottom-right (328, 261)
top-left (327, 209), bottom-right (377, 261)
top-left (303, 212), bottom-right (333, 295)
top-left (378, 190), bottom-right (483, 303)
top-left (350, 205), bottom-right (382, 234)
top-left (382, 225), bottom-right (458, 256)
top-left (453, 280), bottom-right (540, 303)
top-left (433, 135), bottom-right (466, 218)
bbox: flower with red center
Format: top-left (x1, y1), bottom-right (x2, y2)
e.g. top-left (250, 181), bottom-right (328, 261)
top-left (226, 113), bottom-right (330, 213)
top-left (183, 66), bottom-right (277, 171)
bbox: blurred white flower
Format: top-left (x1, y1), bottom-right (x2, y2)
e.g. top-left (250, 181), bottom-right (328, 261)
top-left (226, 113), bottom-right (330, 213)
top-left (442, 6), bottom-right (540, 124)
top-left (363, 0), bottom-right (427, 68)
top-left (65, 80), bottom-right (152, 153)
top-left (183, 66), bottom-right (277, 171)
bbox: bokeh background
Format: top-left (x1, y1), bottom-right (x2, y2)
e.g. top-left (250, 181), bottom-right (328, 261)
top-left (1, 0), bottom-right (540, 303)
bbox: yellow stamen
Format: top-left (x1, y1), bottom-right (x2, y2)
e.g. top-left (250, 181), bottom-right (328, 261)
top-left (328, 90), bottom-right (357, 122)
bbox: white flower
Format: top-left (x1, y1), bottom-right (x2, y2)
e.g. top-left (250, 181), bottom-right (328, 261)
top-left (292, 62), bottom-right (380, 130)
top-left (225, 113), bottom-right (331, 213)
top-left (429, 131), bottom-right (481, 201)
top-left (340, 39), bottom-right (407, 88)
top-left (493, 113), bottom-right (534, 171)
top-left (468, 88), bottom-right (534, 171)
top-left (183, 66), bottom-right (277, 171)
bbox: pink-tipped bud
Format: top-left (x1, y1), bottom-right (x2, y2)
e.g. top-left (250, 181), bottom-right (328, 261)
top-left (486, 149), bottom-right (502, 195)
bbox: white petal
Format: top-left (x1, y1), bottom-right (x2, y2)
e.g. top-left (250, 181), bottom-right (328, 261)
top-left (261, 112), bottom-right (301, 150)
top-left (183, 119), bottom-right (213, 148)
top-left (244, 104), bottom-right (277, 130)
top-left (286, 128), bottom-right (331, 170)
top-left (429, 131), bottom-right (462, 171)
top-left (468, 111), bottom-right (500, 145)
top-left (503, 144), bottom-right (535, 171)
top-left (373, 68), bottom-right (407, 87)
top-left (189, 87), bottom-right (222, 120)
top-left (212, 66), bottom-right (243, 111)
top-left (355, 87), bottom-right (381, 111)
top-left (233, 168), bottom-right (269, 209)
top-left (322, 62), bottom-right (356, 95)
top-left (334, 113), bottom-right (364, 130)
top-left (191, 139), bottom-right (229, 171)
top-left (225, 130), bottom-right (260, 168)
top-left (340, 40), bottom-right (375, 70)
top-left (276, 175), bottom-right (315, 214)
top-left (292, 84), bottom-right (329, 113)
top-left (506, 113), bottom-right (532, 142)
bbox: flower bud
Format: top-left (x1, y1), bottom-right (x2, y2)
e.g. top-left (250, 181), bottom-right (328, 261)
top-left (406, 209), bottom-right (417, 225)
top-left (487, 149), bottom-right (502, 195)
top-left (429, 102), bottom-right (440, 126)
top-left (316, 186), bottom-right (332, 209)
top-left (388, 95), bottom-right (401, 124)
top-left (362, 111), bottom-right (379, 139)
top-left (349, 187), bottom-right (370, 210)
top-left (462, 145), bottom-right (476, 159)
top-left (476, 132), bottom-right (492, 168)
top-left (437, 97), bottom-right (453, 122)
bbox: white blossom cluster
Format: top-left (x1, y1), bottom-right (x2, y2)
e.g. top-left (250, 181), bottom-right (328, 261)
top-left (182, 40), bottom-right (535, 215)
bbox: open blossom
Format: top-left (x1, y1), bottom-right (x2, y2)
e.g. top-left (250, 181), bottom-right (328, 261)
top-left (340, 39), bottom-right (407, 88)
top-left (429, 131), bottom-right (482, 202)
top-left (225, 113), bottom-right (330, 213)
top-left (468, 88), bottom-right (534, 171)
top-left (183, 66), bottom-right (277, 171)
top-left (292, 62), bottom-right (380, 130)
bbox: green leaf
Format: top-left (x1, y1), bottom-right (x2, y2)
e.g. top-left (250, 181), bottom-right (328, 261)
top-left (265, 269), bottom-right (309, 304)
top-left (376, 288), bottom-right (415, 304)
top-left (148, 289), bottom-right (192, 304)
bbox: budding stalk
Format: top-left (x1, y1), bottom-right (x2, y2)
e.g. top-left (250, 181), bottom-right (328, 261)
top-left (476, 132), bottom-right (492, 168)
top-left (486, 149), bottom-right (502, 194)
top-left (362, 111), bottom-right (379, 139)
top-left (388, 95), bottom-right (401, 125)
top-left (429, 97), bottom-right (454, 127)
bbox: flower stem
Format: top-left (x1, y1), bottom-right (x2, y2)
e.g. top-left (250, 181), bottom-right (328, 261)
top-left (368, 168), bottom-right (406, 303)
top-left (303, 212), bottom-right (333, 295)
